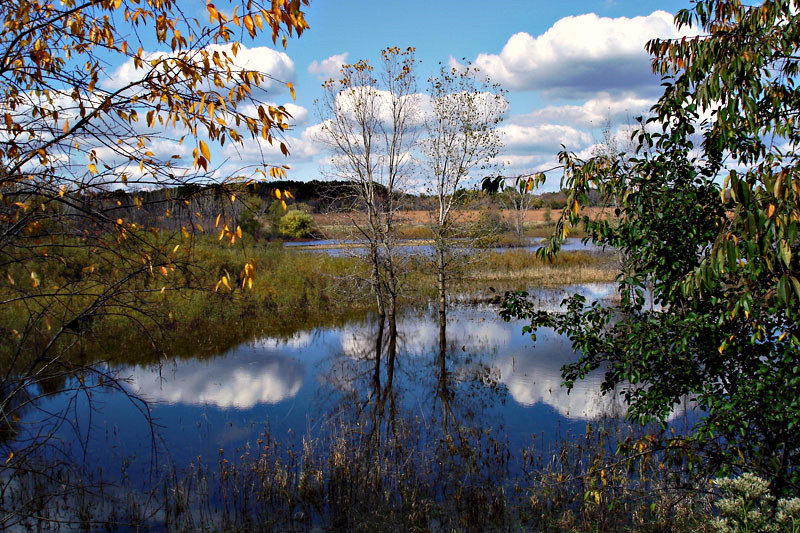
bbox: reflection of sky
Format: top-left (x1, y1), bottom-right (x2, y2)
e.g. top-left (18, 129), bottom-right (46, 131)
top-left (34, 282), bottom-right (699, 491)
top-left (493, 329), bottom-right (626, 420)
top-left (335, 284), bottom-right (627, 420)
top-left (122, 284), bottom-right (626, 419)
top-left (341, 314), bottom-right (512, 359)
top-left (127, 345), bottom-right (305, 409)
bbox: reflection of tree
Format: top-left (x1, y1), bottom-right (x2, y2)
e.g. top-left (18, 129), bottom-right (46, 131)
top-left (0, 364), bottom-right (157, 530)
top-left (315, 308), bottom-right (510, 527)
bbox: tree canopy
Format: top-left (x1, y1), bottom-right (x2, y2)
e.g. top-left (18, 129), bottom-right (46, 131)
top-left (499, 0), bottom-right (800, 492)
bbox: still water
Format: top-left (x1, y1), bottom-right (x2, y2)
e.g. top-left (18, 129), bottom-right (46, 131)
top-left (283, 237), bottom-right (603, 255)
top-left (31, 283), bottom-right (684, 487)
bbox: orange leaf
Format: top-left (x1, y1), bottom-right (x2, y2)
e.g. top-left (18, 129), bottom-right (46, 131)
top-left (207, 3), bottom-right (219, 23)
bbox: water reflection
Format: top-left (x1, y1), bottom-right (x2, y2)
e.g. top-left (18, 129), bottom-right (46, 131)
top-left (128, 343), bottom-right (305, 409)
top-left (494, 332), bottom-right (622, 420)
top-left (285, 237), bottom-right (603, 256)
top-left (16, 283), bottom-right (645, 485)
top-left (119, 283), bottom-right (624, 423)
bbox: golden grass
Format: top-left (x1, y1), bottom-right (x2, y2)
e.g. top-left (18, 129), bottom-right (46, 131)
top-left (470, 262), bottom-right (616, 285)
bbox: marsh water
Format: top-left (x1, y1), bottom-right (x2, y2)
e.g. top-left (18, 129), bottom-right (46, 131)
top-left (284, 236), bottom-right (603, 255)
top-left (12, 276), bottom-right (698, 522)
top-left (19, 283), bottom-right (658, 484)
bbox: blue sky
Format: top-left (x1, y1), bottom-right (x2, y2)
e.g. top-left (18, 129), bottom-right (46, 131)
top-left (106, 1), bottom-right (696, 192)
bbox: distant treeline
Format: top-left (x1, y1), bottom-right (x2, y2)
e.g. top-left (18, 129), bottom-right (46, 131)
top-left (89, 179), bottom-right (607, 226)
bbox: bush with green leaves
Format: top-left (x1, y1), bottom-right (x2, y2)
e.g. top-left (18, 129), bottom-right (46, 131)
top-left (496, 0), bottom-right (800, 492)
top-left (277, 210), bottom-right (313, 239)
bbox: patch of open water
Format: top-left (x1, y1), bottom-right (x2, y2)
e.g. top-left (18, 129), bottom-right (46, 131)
top-left (22, 282), bottom-right (691, 491)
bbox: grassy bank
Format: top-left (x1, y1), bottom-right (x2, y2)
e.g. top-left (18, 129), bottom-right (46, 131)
top-left (1, 234), bottom-right (617, 368)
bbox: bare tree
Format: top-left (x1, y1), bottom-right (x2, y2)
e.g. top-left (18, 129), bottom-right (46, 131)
top-left (500, 173), bottom-right (544, 244)
top-left (317, 47), bottom-right (419, 367)
top-left (422, 64), bottom-right (505, 359)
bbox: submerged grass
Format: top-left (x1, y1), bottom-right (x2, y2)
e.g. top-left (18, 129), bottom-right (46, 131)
top-left (4, 410), bottom-right (713, 531)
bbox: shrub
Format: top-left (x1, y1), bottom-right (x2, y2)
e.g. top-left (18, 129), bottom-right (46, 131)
top-left (278, 210), bottom-right (313, 239)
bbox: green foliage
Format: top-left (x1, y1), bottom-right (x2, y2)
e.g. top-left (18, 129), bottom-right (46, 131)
top-left (543, 205), bottom-right (552, 223)
top-left (277, 210), bottom-right (313, 239)
top-left (237, 196), bottom-right (264, 238)
top-left (267, 200), bottom-right (287, 232)
top-left (499, 0), bottom-right (800, 492)
top-left (711, 474), bottom-right (800, 533)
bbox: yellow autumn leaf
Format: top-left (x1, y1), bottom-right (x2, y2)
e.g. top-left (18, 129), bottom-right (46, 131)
top-left (30, 271), bottom-right (40, 287)
top-left (243, 14), bottom-right (255, 34)
top-left (199, 139), bottom-right (210, 160)
top-left (5, 452), bottom-right (12, 465)
top-left (88, 164), bottom-right (98, 175)
top-left (287, 82), bottom-right (296, 101)
top-left (207, 2), bottom-right (219, 22)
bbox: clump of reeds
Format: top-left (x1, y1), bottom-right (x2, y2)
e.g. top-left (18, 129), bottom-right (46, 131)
top-left (465, 249), bottom-right (617, 286)
top-left (154, 413), bottom-right (711, 531)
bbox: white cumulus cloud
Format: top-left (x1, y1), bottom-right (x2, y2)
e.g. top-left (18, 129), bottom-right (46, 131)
top-left (474, 11), bottom-right (689, 97)
top-left (308, 52), bottom-right (350, 80)
top-left (108, 43), bottom-right (295, 94)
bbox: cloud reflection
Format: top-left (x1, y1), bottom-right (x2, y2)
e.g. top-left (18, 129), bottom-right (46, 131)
top-left (127, 346), bottom-right (304, 409)
top-left (493, 331), bottom-right (625, 420)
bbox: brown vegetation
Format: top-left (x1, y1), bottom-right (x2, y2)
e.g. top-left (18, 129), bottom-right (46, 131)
top-left (313, 207), bottom-right (612, 226)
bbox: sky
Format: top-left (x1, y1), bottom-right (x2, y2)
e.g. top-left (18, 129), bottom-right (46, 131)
top-left (107, 0), bottom-right (697, 193)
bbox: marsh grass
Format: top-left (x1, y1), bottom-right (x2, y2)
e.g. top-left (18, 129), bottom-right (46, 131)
top-left (466, 250), bottom-right (617, 285)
